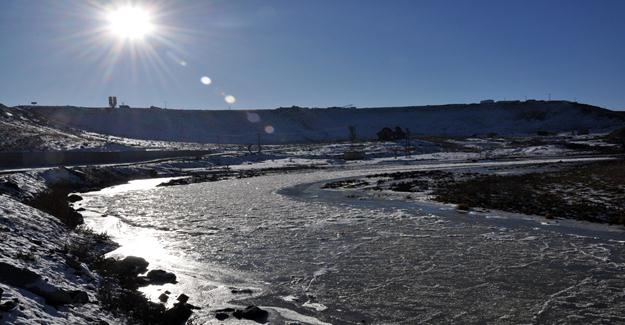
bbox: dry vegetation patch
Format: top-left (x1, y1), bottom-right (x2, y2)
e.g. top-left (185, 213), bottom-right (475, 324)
top-left (324, 160), bottom-right (625, 224)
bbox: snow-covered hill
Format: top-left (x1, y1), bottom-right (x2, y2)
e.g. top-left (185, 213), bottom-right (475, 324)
top-left (0, 104), bottom-right (107, 152)
top-left (0, 104), bottom-right (213, 152)
top-left (20, 101), bottom-right (625, 144)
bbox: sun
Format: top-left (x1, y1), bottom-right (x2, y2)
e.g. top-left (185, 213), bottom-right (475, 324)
top-left (106, 5), bottom-right (154, 40)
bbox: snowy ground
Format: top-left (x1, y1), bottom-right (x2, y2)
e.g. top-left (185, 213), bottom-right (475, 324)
top-left (0, 195), bottom-right (122, 324)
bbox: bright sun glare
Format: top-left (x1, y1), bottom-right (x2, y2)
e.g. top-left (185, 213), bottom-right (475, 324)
top-left (107, 5), bottom-right (154, 40)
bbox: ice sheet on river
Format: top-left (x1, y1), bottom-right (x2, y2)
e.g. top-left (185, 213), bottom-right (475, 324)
top-left (79, 167), bottom-right (625, 324)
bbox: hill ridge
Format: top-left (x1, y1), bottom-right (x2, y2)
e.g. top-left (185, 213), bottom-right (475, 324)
top-left (15, 100), bottom-right (625, 144)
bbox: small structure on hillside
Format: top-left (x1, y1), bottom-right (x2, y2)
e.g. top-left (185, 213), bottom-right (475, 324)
top-left (108, 96), bottom-right (117, 109)
top-left (480, 99), bottom-right (495, 104)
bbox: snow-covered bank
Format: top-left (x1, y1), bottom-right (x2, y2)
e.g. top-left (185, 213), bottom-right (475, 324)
top-left (0, 153), bottom-right (333, 324)
top-left (0, 165), bottom-right (205, 324)
top-left (0, 195), bottom-right (121, 324)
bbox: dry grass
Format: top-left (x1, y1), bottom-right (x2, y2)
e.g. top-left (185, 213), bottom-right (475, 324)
top-left (434, 160), bottom-right (625, 224)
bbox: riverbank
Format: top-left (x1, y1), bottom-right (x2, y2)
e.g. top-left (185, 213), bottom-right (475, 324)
top-left (0, 156), bottom-right (326, 323)
top-left (322, 159), bottom-right (625, 225)
top-left (0, 164), bottom-right (189, 323)
top-left (1, 152), bottom-right (622, 323)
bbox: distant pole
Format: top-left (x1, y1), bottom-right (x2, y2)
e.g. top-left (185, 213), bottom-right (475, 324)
top-left (548, 93), bottom-right (552, 101)
top-left (348, 126), bottom-right (356, 146)
top-left (404, 128), bottom-right (411, 158)
top-left (257, 133), bottom-right (261, 153)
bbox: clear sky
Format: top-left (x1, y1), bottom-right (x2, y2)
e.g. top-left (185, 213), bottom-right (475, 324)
top-left (1, 0), bottom-right (624, 110)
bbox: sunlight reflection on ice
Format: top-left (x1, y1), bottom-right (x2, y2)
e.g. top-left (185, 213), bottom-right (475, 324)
top-left (90, 177), bottom-right (185, 195)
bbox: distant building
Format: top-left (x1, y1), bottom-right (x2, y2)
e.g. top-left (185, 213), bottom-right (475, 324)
top-left (119, 104), bottom-right (130, 109)
top-left (108, 96), bottom-right (117, 109)
top-left (480, 99), bottom-right (495, 104)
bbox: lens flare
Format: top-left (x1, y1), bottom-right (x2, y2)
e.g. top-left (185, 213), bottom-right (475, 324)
top-left (200, 76), bottom-right (212, 85)
top-left (166, 51), bottom-right (187, 66)
top-left (224, 95), bottom-right (236, 104)
top-left (246, 112), bottom-right (260, 123)
top-left (264, 125), bottom-right (275, 134)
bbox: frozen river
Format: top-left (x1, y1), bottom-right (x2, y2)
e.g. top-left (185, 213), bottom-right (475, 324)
top-left (79, 161), bottom-right (625, 324)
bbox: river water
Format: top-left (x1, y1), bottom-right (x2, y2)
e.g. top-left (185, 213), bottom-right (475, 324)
top-left (78, 161), bottom-right (625, 324)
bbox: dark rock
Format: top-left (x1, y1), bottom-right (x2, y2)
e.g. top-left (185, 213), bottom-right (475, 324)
top-left (163, 303), bottom-right (194, 325)
top-left (158, 293), bottom-right (169, 303)
top-left (31, 239), bottom-right (42, 246)
top-left (233, 305), bottom-right (269, 323)
top-left (65, 256), bottom-right (82, 270)
top-left (67, 194), bottom-right (83, 202)
top-left (0, 262), bottom-right (41, 286)
top-left (0, 180), bottom-right (20, 193)
top-left (34, 286), bottom-right (88, 306)
top-left (231, 288), bottom-right (253, 294)
top-left (146, 269), bottom-right (177, 284)
top-left (41, 289), bottom-right (74, 305)
top-left (76, 207), bottom-right (86, 212)
top-left (112, 256), bottom-right (149, 275)
top-left (215, 307), bottom-right (235, 313)
top-left (69, 290), bottom-right (89, 304)
top-left (164, 290), bottom-right (171, 294)
top-left (0, 262), bottom-right (89, 306)
top-left (0, 298), bottom-right (18, 312)
top-left (215, 312), bottom-right (229, 320)
top-left (134, 276), bottom-right (152, 287)
top-left (176, 294), bottom-right (189, 304)
top-left (28, 188), bottom-right (84, 228)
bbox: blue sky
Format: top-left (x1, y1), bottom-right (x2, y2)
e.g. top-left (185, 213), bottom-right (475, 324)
top-left (1, 0), bottom-right (624, 110)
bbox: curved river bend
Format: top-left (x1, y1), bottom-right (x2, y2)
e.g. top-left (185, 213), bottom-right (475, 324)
top-left (78, 164), bottom-right (625, 324)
